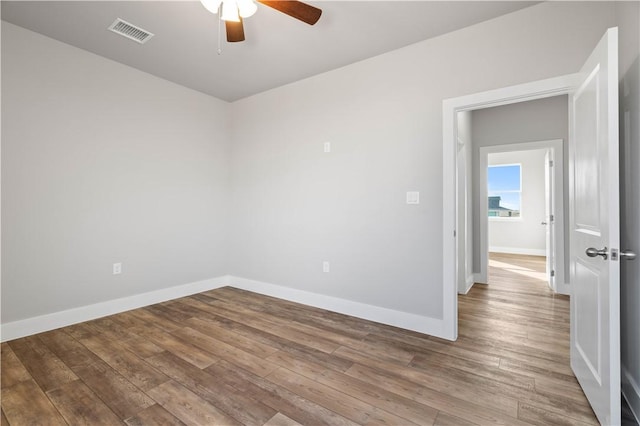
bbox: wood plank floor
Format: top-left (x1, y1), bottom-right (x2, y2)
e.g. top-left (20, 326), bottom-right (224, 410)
top-left (1, 254), bottom-right (598, 425)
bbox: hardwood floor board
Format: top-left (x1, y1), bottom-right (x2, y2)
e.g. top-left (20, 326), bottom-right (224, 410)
top-left (1, 409), bottom-right (8, 426)
top-left (146, 303), bottom-right (194, 324)
top-left (205, 360), bottom-right (359, 426)
top-left (433, 411), bottom-right (479, 426)
top-left (265, 349), bottom-right (331, 380)
top-left (8, 335), bottom-right (78, 392)
top-left (458, 332), bottom-right (571, 366)
top-left (518, 402), bottom-right (598, 426)
top-left (185, 316), bottom-right (280, 359)
top-left (107, 310), bottom-right (148, 329)
top-left (182, 308), bottom-right (355, 373)
top-left (146, 351), bottom-right (277, 426)
top-left (170, 326), bottom-right (279, 377)
top-left (315, 368), bottom-right (439, 425)
top-left (46, 379), bottom-right (122, 425)
top-left (1, 379), bottom-right (67, 425)
top-left (216, 297), bottom-right (366, 349)
top-left (263, 412), bottom-right (304, 426)
top-left (515, 391), bottom-right (598, 425)
top-left (459, 294), bottom-right (569, 318)
top-left (458, 304), bottom-right (568, 329)
top-left (79, 335), bottom-right (171, 391)
top-left (533, 375), bottom-right (590, 403)
top-left (526, 326), bottom-right (570, 344)
top-left (341, 356), bottom-right (519, 418)
top-left (451, 333), bottom-right (572, 369)
top-left (409, 352), bottom-right (594, 425)
top-left (207, 287), bottom-right (408, 341)
top-left (118, 334), bottom-right (167, 359)
top-left (342, 335), bottom-right (416, 365)
top-left (72, 359), bottom-right (156, 420)
top-left (345, 334), bottom-right (502, 368)
top-left (129, 324), bottom-right (218, 369)
top-left (457, 314), bottom-right (532, 337)
top-left (267, 366), bottom-right (419, 426)
top-left (162, 298), bottom-right (229, 322)
top-left (87, 316), bottom-right (135, 337)
top-left (204, 299), bottom-right (343, 354)
top-left (1, 343), bottom-right (31, 389)
top-left (211, 287), bottom-right (371, 341)
top-left (128, 308), bottom-right (184, 332)
top-left (147, 380), bottom-right (243, 425)
top-left (39, 329), bottom-right (103, 370)
top-left (409, 351), bottom-right (536, 391)
top-left (64, 322), bottom-right (100, 340)
top-left (499, 356), bottom-right (576, 383)
top-left (124, 404), bottom-right (186, 426)
top-left (344, 362), bottom-right (528, 426)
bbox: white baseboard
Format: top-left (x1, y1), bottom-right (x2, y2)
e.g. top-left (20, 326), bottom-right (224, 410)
top-left (458, 274), bottom-right (475, 295)
top-left (555, 282), bottom-right (570, 296)
top-left (623, 365), bottom-right (640, 425)
top-left (474, 273), bottom-right (487, 285)
top-left (2, 274), bottom-right (453, 342)
top-left (489, 247), bottom-right (546, 256)
top-left (229, 276), bottom-right (451, 340)
top-left (0, 275), bottom-right (231, 342)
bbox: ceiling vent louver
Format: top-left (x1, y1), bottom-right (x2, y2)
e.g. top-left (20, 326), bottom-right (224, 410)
top-left (108, 18), bottom-right (154, 44)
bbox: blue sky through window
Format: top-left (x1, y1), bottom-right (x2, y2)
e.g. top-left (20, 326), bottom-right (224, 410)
top-left (488, 164), bottom-right (521, 211)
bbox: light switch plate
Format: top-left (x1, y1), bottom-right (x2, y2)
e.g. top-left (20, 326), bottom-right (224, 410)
top-left (324, 142), bottom-right (331, 153)
top-left (406, 191), bottom-right (420, 204)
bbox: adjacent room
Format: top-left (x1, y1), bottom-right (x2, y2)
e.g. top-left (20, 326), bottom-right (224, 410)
top-left (1, 1), bottom-right (639, 425)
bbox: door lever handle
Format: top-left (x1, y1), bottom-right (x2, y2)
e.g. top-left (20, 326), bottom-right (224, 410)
top-left (586, 247), bottom-right (608, 260)
top-left (541, 221), bottom-right (548, 225)
top-left (620, 250), bottom-right (637, 260)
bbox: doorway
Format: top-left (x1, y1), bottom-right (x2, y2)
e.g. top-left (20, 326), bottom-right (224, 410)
top-left (478, 141), bottom-right (567, 295)
top-left (442, 73), bottom-right (578, 340)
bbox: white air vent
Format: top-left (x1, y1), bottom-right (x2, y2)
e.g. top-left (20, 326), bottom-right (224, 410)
top-left (108, 18), bottom-right (154, 44)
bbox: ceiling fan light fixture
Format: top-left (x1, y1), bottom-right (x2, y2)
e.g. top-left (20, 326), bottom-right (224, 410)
top-left (200, 0), bottom-right (223, 14)
top-left (221, 0), bottom-right (241, 22)
top-left (237, 0), bottom-right (258, 18)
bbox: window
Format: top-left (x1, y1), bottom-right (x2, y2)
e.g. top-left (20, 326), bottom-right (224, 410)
top-left (488, 164), bottom-right (521, 218)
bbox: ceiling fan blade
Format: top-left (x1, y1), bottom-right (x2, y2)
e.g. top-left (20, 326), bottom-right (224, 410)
top-left (257, 1), bottom-right (322, 25)
top-left (226, 19), bottom-right (245, 42)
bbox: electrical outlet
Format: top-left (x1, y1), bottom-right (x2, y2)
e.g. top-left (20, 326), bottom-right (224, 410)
top-left (113, 262), bottom-right (122, 275)
top-left (323, 261), bottom-right (330, 273)
top-left (406, 191), bottom-right (420, 204)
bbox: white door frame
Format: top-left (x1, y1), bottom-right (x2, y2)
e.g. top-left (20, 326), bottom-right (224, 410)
top-left (478, 140), bottom-right (567, 295)
top-left (442, 74), bottom-right (580, 340)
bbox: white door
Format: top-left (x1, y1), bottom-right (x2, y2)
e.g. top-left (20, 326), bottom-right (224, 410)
top-left (544, 149), bottom-right (555, 290)
top-left (569, 27), bottom-right (620, 425)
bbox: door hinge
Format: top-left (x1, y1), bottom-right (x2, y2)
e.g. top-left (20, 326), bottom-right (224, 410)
top-left (549, 160), bottom-right (554, 167)
top-left (551, 270), bottom-right (555, 277)
top-left (550, 214), bottom-right (554, 222)
top-left (454, 230), bottom-right (456, 237)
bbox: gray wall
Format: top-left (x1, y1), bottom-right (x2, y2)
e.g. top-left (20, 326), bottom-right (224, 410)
top-left (471, 96), bottom-right (569, 276)
top-left (1, 22), bottom-right (231, 323)
top-left (616, 1), bottom-right (640, 420)
top-left (229, 2), bottom-right (614, 318)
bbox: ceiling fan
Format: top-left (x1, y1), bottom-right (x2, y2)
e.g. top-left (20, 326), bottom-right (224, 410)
top-left (200, 0), bottom-right (322, 43)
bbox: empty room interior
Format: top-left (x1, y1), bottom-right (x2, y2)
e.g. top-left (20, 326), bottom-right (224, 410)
top-left (1, 1), bottom-right (639, 425)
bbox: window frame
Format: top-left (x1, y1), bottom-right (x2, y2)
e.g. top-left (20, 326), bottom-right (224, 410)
top-left (487, 163), bottom-right (522, 221)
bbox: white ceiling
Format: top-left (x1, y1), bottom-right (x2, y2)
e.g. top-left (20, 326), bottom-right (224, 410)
top-left (1, 1), bottom-right (538, 102)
